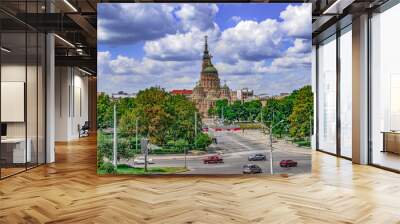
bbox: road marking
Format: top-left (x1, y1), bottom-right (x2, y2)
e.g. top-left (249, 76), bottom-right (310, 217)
top-left (220, 132), bottom-right (255, 151)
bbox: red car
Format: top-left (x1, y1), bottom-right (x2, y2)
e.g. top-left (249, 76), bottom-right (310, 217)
top-left (203, 155), bottom-right (224, 164)
top-left (215, 128), bottom-right (222, 131)
top-left (280, 160), bottom-right (297, 167)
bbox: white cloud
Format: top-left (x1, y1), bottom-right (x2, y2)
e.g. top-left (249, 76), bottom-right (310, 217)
top-left (98, 51), bottom-right (202, 93)
top-left (144, 24), bottom-right (221, 61)
top-left (98, 4), bottom-right (312, 95)
top-left (175, 4), bottom-right (219, 31)
top-left (141, 4), bottom-right (312, 64)
top-left (143, 4), bottom-right (222, 61)
top-left (280, 3), bottom-right (311, 38)
top-left (231, 16), bottom-right (241, 23)
top-left (98, 4), bottom-right (177, 44)
top-left (287, 38), bottom-right (311, 54)
top-left (270, 54), bottom-right (310, 70)
top-left (98, 51), bottom-right (111, 74)
top-left (215, 19), bottom-right (282, 63)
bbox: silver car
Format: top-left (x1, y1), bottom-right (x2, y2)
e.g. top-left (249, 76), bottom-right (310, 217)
top-left (243, 164), bottom-right (262, 174)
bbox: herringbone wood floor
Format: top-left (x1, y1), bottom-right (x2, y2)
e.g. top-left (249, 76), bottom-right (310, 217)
top-left (1, 136), bottom-right (400, 224)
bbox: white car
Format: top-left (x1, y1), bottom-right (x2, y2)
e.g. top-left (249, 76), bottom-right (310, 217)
top-left (133, 158), bottom-right (154, 165)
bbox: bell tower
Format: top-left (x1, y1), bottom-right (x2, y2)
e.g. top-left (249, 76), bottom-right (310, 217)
top-left (202, 35), bottom-right (212, 70)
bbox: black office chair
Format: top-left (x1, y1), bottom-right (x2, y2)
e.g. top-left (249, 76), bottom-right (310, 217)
top-left (79, 121), bottom-right (90, 138)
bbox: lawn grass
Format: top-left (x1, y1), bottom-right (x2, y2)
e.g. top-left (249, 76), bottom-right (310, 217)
top-left (98, 164), bottom-right (189, 175)
top-left (238, 123), bottom-right (263, 130)
top-left (293, 139), bottom-right (311, 147)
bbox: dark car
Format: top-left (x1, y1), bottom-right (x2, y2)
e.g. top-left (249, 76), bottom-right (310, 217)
top-left (243, 164), bottom-right (262, 174)
top-left (280, 160), bottom-right (298, 167)
top-left (203, 155), bottom-right (224, 164)
top-left (248, 153), bottom-right (266, 161)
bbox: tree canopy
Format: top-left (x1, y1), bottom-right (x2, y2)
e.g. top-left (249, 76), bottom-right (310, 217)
top-left (209, 85), bottom-right (313, 139)
top-left (209, 99), bottom-right (262, 122)
top-left (97, 87), bottom-right (203, 146)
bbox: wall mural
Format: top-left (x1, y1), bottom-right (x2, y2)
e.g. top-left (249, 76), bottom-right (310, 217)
top-left (97, 3), bottom-right (313, 175)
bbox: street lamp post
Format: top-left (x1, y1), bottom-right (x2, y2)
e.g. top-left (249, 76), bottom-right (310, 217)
top-left (194, 112), bottom-right (198, 149)
top-left (136, 118), bottom-right (138, 152)
top-left (113, 104), bottom-right (117, 168)
top-left (195, 112), bottom-right (198, 138)
top-left (141, 138), bottom-right (149, 172)
top-left (309, 114), bottom-right (313, 147)
top-left (221, 106), bottom-right (224, 124)
top-left (267, 119), bottom-right (285, 175)
top-left (269, 126), bottom-right (273, 175)
top-left (184, 146), bottom-right (187, 169)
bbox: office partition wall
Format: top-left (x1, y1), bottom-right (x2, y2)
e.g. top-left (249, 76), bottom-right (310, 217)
top-left (315, 23), bottom-right (353, 159)
top-left (339, 26), bottom-right (352, 158)
top-left (315, 0), bottom-right (400, 171)
top-left (317, 35), bottom-right (337, 155)
top-left (370, 3), bottom-right (400, 171)
top-left (0, 1), bottom-right (46, 179)
top-left (1, 31), bottom-right (28, 177)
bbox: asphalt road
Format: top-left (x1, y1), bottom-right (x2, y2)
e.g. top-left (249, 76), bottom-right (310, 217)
top-left (139, 129), bottom-right (311, 175)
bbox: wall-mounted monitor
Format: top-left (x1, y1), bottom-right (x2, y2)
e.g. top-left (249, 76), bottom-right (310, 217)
top-left (1, 82), bottom-right (25, 122)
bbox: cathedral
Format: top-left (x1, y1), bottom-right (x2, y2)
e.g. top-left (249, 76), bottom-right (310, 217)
top-left (192, 36), bottom-right (232, 117)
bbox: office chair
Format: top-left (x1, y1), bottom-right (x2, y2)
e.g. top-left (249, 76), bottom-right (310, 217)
top-left (79, 121), bottom-right (90, 138)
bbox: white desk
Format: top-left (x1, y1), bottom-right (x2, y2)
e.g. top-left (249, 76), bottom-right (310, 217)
top-left (1, 138), bottom-right (31, 163)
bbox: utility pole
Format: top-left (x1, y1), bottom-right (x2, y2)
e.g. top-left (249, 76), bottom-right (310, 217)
top-left (184, 146), bottom-right (187, 169)
top-left (260, 109), bottom-right (264, 133)
top-left (309, 114), bottom-right (313, 147)
top-left (269, 125), bottom-right (273, 175)
top-left (113, 104), bottom-right (117, 167)
top-left (221, 106), bottom-right (224, 124)
top-left (194, 112), bottom-right (198, 149)
top-left (136, 118), bottom-right (138, 152)
top-left (267, 118), bottom-right (285, 175)
top-left (141, 138), bottom-right (149, 172)
top-left (195, 112), bottom-right (198, 138)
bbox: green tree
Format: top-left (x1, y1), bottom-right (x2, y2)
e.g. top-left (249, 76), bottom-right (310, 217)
top-left (194, 133), bottom-right (212, 150)
top-left (131, 87), bottom-right (202, 146)
top-left (116, 97), bottom-right (136, 119)
top-left (260, 96), bottom-right (293, 138)
top-left (244, 100), bottom-right (262, 121)
top-left (97, 130), bottom-right (113, 165)
top-left (230, 100), bottom-right (243, 121)
top-left (119, 110), bottom-right (138, 136)
top-left (165, 94), bottom-right (200, 145)
top-left (134, 87), bottom-right (171, 145)
top-left (97, 93), bottom-right (114, 129)
top-left (288, 85), bottom-right (313, 139)
top-left (215, 99), bottom-right (227, 114)
top-left (208, 107), bottom-right (215, 117)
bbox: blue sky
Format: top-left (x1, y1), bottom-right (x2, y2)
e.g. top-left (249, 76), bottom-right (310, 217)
top-left (98, 3), bottom-right (311, 95)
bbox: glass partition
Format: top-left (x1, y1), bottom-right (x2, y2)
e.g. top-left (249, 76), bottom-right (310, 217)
top-left (371, 3), bottom-right (400, 171)
top-left (0, 2), bottom-right (46, 179)
top-left (317, 35), bottom-right (337, 154)
top-left (1, 31), bottom-right (28, 177)
top-left (339, 27), bottom-right (352, 158)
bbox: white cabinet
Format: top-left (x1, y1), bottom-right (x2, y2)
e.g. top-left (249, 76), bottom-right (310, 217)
top-left (1, 138), bottom-right (32, 163)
